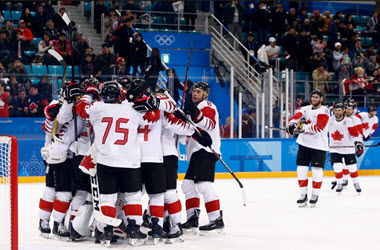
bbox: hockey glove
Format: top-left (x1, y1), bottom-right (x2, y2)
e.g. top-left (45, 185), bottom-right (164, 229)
top-left (286, 123), bottom-right (297, 135)
top-left (192, 128), bottom-right (213, 147)
top-left (363, 135), bottom-right (371, 141)
top-left (294, 120), bottom-right (305, 135)
top-left (63, 82), bottom-right (84, 103)
top-left (184, 102), bottom-right (203, 123)
top-left (133, 95), bottom-right (160, 112)
top-left (44, 103), bottom-right (62, 121)
top-left (355, 141), bottom-right (364, 157)
top-left (174, 110), bottom-right (187, 122)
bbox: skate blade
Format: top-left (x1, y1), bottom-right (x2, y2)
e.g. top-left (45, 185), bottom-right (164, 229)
top-left (337, 192), bottom-right (342, 196)
top-left (101, 240), bottom-right (111, 247)
top-left (166, 236), bottom-right (184, 244)
top-left (183, 227), bottom-right (199, 235)
top-left (298, 202), bottom-right (308, 208)
top-left (309, 204), bottom-right (317, 208)
top-left (40, 232), bottom-right (50, 239)
top-left (199, 228), bottom-right (225, 236)
top-left (153, 237), bottom-right (160, 245)
top-left (129, 238), bottom-right (147, 246)
top-left (53, 234), bottom-right (71, 242)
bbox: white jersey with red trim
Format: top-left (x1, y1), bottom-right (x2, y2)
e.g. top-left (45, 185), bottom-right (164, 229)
top-left (356, 112), bottom-right (378, 137)
top-left (186, 100), bottom-right (221, 162)
top-left (289, 105), bottom-right (330, 151)
top-left (87, 100), bottom-right (151, 168)
top-left (42, 100), bottom-right (61, 147)
top-left (347, 115), bottom-right (363, 142)
top-left (161, 112), bottom-right (194, 157)
top-left (329, 116), bottom-right (360, 154)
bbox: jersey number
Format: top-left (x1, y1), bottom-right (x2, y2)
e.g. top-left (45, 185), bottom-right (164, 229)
top-left (138, 125), bottom-right (151, 141)
top-left (101, 117), bottom-right (130, 145)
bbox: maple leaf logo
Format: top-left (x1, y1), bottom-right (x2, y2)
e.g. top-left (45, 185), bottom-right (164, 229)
top-left (331, 130), bottom-right (344, 141)
top-left (29, 102), bottom-right (38, 109)
top-left (81, 154), bottom-right (96, 171)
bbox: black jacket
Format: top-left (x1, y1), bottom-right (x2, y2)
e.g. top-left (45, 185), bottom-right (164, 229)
top-left (282, 33), bottom-right (299, 57)
top-left (223, 2), bottom-right (245, 24)
top-left (254, 8), bottom-right (270, 27)
top-left (144, 56), bottom-right (164, 79)
top-left (27, 93), bottom-right (47, 117)
top-left (38, 82), bottom-right (52, 102)
top-left (131, 40), bottom-right (147, 65)
top-left (79, 58), bottom-right (94, 77)
top-left (95, 52), bottom-right (116, 75)
top-left (114, 25), bottom-right (134, 58)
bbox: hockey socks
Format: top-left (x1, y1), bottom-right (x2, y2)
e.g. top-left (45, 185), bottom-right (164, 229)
top-left (333, 163), bottom-right (344, 185)
top-left (124, 191), bottom-right (143, 225)
top-left (311, 167), bottom-right (323, 196)
top-left (52, 192), bottom-right (71, 223)
top-left (148, 193), bottom-right (164, 227)
top-left (182, 179), bottom-right (200, 220)
top-left (165, 189), bottom-right (182, 225)
top-left (39, 186), bottom-right (56, 222)
top-left (297, 166), bottom-right (308, 196)
top-left (197, 182), bottom-right (221, 222)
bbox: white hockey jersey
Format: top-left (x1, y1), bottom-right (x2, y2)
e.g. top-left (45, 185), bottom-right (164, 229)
top-left (356, 112), bottom-right (378, 137)
top-left (185, 100), bottom-right (221, 162)
top-left (329, 116), bottom-right (361, 154)
top-left (289, 105), bottom-right (330, 151)
top-left (87, 100), bottom-right (151, 168)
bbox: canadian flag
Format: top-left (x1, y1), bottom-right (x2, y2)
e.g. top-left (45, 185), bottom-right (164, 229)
top-left (79, 142), bottom-right (98, 176)
top-left (341, 76), bottom-right (373, 95)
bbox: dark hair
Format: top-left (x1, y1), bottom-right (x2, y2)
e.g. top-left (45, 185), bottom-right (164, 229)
top-left (86, 47), bottom-right (94, 51)
top-left (152, 48), bottom-right (160, 57)
top-left (102, 43), bottom-right (109, 48)
top-left (136, 33), bottom-right (143, 39)
top-left (59, 7), bottom-right (66, 12)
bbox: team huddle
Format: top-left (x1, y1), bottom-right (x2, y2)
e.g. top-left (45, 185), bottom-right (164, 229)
top-left (37, 77), bottom-right (224, 246)
top-left (286, 90), bottom-right (378, 207)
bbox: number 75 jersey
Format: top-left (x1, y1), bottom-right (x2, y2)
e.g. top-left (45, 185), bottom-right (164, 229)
top-left (87, 100), bottom-right (154, 168)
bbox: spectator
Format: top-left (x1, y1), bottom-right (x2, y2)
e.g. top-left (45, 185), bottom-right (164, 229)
top-left (34, 5), bottom-right (50, 37)
top-left (52, 7), bottom-right (68, 32)
top-left (144, 48), bottom-right (166, 91)
top-left (26, 84), bottom-right (47, 117)
top-left (270, 1), bottom-right (286, 44)
top-left (342, 67), bottom-right (372, 95)
top-left (286, 8), bottom-right (298, 29)
top-left (365, 45), bottom-right (376, 58)
top-left (72, 31), bottom-right (89, 65)
top-left (94, 1), bottom-right (109, 33)
top-left (0, 62), bottom-right (6, 74)
top-left (184, 1), bottom-right (197, 30)
top-left (283, 27), bottom-right (299, 70)
top-left (222, 116), bottom-right (235, 138)
top-left (7, 75), bottom-right (22, 97)
top-left (24, 78), bottom-right (31, 94)
top-left (131, 33), bottom-right (147, 76)
top-left (308, 52), bottom-right (327, 72)
top-left (337, 55), bottom-right (352, 81)
top-left (242, 113), bottom-right (251, 138)
top-left (333, 42), bottom-right (343, 71)
top-left (21, 8), bottom-right (34, 30)
top-left (248, 110), bottom-right (257, 137)
top-left (114, 18), bottom-right (136, 74)
top-left (37, 33), bottom-right (54, 64)
top-left (44, 20), bottom-right (58, 41)
top-left (0, 10), bottom-right (3, 24)
top-left (111, 1), bottom-right (122, 11)
top-left (41, 1), bottom-right (55, 19)
top-left (0, 80), bottom-right (11, 117)
top-left (0, 20), bottom-right (16, 39)
top-left (8, 59), bottom-right (28, 83)
top-left (322, 39), bottom-right (333, 70)
top-left (298, 29), bottom-right (312, 71)
top-left (344, 13), bottom-right (356, 28)
top-left (84, 47), bottom-right (97, 61)
top-left (241, 33), bottom-right (258, 66)
top-left (224, 1), bottom-right (245, 47)
top-left (104, 9), bottom-right (118, 35)
top-left (312, 63), bottom-right (332, 94)
top-left (367, 56), bottom-right (379, 76)
top-left (115, 57), bottom-right (129, 75)
top-left (352, 54), bottom-right (369, 72)
top-left (322, 11), bottom-right (331, 33)
top-left (16, 20), bottom-right (34, 51)
top-left (327, 16), bottom-right (339, 50)
top-left (123, 0), bottom-right (141, 11)
top-left (367, 12), bottom-right (378, 34)
top-left (300, 19), bottom-right (312, 35)
top-left (95, 43), bottom-right (116, 81)
top-left (37, 75), bottom-right (52, 102)
top-left (11, 88), bottom-right (28, 117)
top-left (253, 2), bottom-right (270, 47)
top-left (79, 54), bottom-right (94, 79)
top-left (0, 30), bottom-right (12, 61)
top-left (311, 36), bottom-right (324, 54)
top-left (54, 33), bottom-right (72, 65)
top-left (310, 10), bottom-right (324, 38)
top-left (298, 9), bottom-right (308, 22)
top-left (166, 68), bottom-right (183, 103)
top-left (266, 37), bottom-right (280, 67)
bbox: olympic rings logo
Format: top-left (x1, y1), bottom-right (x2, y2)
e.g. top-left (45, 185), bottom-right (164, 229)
top-left (155, 35), bottom-right (175, 45)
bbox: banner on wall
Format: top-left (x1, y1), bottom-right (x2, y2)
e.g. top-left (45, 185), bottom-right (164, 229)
top-left (140, 32), bottom-right (211, 49)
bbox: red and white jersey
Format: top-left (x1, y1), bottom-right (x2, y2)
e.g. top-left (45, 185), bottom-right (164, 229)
top-left (158, 96), bottom-right (176, 113)
top-left (289, 105), bottom-right (330, 151)
top-left (137, 110), bottom-right (163, 163)
top-left (42, 100), bottom-right (60, 147)
top-left (87, 100), bottom-right (154, 168)
top-left (347, 115), bottom-right (363, 142)
top-left (161, 112), bottom-right (194, 157)
top-left (356, 112), bottom-right (378, 137)
top-left (329, 117), bottom-right (361, 154)
top-left (186, 100), bottom-right (221, 162)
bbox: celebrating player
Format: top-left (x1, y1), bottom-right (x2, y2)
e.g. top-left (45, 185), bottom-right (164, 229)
top-left (356, 106), bottom-right (378, 141)
top-left (286, 90), bottom-right (330, 207)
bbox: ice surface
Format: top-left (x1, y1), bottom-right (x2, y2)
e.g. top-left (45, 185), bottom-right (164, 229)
top-left (11, 177), bottom-right (380, 250)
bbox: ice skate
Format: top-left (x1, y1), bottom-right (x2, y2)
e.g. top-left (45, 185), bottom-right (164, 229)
top-left (148, 217), bottom-right (163, 245)
top-left (70, 227), bottom-right (84, 241)
top-left (336, 184), bottom-right (343, 194)
top-left (162, 218), bottom-right (171, 237)
top-left (52, 221), bottom-right (70, 241)
top-left (142, 209), bottom-right (152, 229)
top-left (126, 219), bottom-right (147, 246)
top-left (343, 180), bottom-right (348, 187)
top-left (309, 195), bottom-right (319, 207)
top-left (182, 209), bottom-right (200, 234)
top-left (39, 219), bottom-right (51, 238)
top-left (95, 227), bottom-right (102, 244)
top-left (297, 194), bottom-right (308, 207)
top-left (99, 226), bottom-right (113, 247)
top-left (199, 211), bottom-right (225, 235)
top-left (166, 223), bottom-right (184, 244)
top-left (354, 183), bottom-right (362, 193)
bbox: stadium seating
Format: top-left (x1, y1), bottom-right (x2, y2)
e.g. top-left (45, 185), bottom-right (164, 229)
top-left (25, 65), bottom-right (32, 74)
top-left (3, 11), bottom-right (11, 20)
top-left (48, 65), bottom-right (64, 75)
top-left (31, 65), bottom-right (48, 75)
top-left (11, 11), bottom-right (22, 21)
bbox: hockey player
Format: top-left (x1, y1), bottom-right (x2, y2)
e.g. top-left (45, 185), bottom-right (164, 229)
top-left (286, 90), bottom-right (330, 207)
top-left (329, 103), bottom-right (363, 193)
top-left (356, 106), bottom-right (378, 141)
top-left (180, 82), bottom-right (224, 233)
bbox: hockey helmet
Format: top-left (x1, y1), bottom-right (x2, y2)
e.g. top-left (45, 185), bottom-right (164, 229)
top-left (83, 78), bottom-right (100, 89)
top-left (126, 79), bottom-right (150, 102)
top-left (191, 82), bottom-right (210, 94)
top-left (101, 81), bottom-right (121, 103)
top-left (310, 89), bottom-right (323, 98)
top-left (334, 102), bottom-right (344, 110)
top-left (115, 76), bottom-right (132, 90)
top-left (368, 106), bottom-right (377, 112)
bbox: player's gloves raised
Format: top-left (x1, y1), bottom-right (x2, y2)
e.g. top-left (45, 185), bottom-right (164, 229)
top-left (363, 135), bottom-right (371, 141)
top-left (355, 141), bottom-right (364, 157)
top-left (44, 103), bottom-right (61, 121)
top-left (286, 123), bottom-right (297, 135)
top-left (184, 102), bottom-right (203, 123)
top-left (63, 82), bottom-right (84, 103)
top-left (192, 128), bottom-right (213, 147)
top-left (174, 110), bottom-right (187, 122)
top-left (133, 95), bottom-right (160, 112)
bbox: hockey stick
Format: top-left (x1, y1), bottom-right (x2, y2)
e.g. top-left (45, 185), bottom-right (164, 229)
top-left (265, 126), bottom-right (285, 131)
top-left (180, 43), bottom-right (193, 108)
top-left (330, 141), bottom-right (380, 148)
top-left (163, 90), bottom-right (247, 206)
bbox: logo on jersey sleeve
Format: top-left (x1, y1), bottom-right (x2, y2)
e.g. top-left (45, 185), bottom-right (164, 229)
top-left (332, 130), bottom-right (344, 141)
